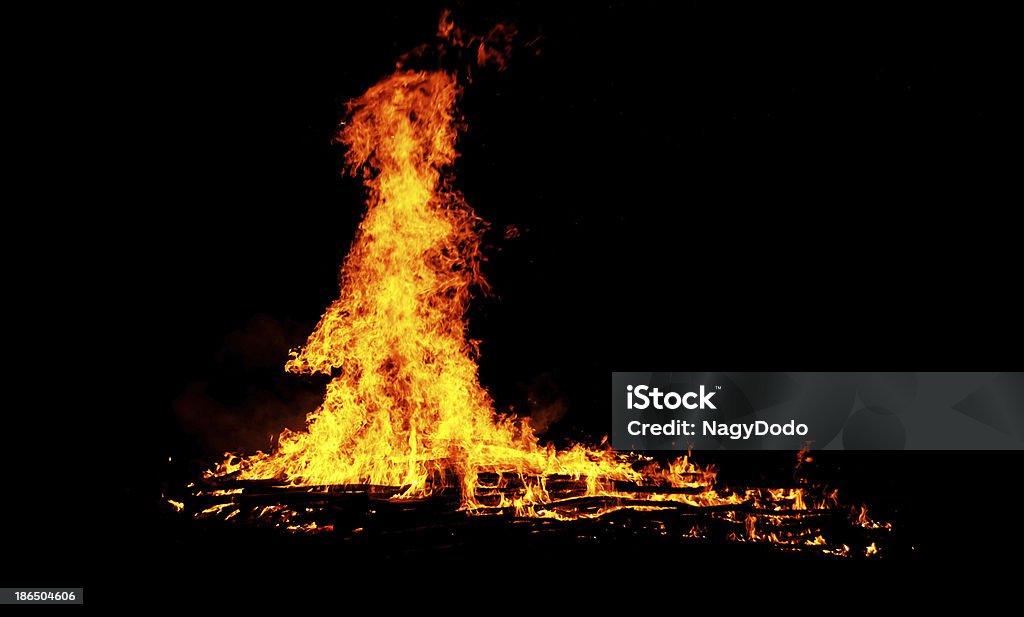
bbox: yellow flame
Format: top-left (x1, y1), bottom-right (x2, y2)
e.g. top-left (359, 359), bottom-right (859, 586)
top-left (211, 70), bottom-right (660, 508)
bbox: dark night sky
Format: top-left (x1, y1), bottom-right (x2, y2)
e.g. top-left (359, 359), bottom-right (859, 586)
top-left (15, 1), bottom-right (1020, 601)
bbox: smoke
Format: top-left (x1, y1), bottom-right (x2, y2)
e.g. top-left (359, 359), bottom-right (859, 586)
top-left (523, 372), bottom-right (569, 435)
top-left (219, 313), bottom-right (293, 371)
top-left (174, 382), bottom-right (321, 455)
top-left (396, 9), bottom-right (529, 78)
top-left (173, 314), bottom-right (322, 454)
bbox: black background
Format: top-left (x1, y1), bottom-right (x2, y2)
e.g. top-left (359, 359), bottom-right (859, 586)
top-left (15, 1), bottom-right (1021, 606)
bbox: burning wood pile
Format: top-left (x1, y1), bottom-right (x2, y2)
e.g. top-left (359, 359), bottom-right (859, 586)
top-left (168, 452), bottom-right (890, 558)
top-left (167, 19), bottom-right (892, 560)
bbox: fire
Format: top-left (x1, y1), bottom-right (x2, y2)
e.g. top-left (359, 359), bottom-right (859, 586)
top-left (211, 68), bottom-right (647, 506)
top-left (183, 17), bottom-right (893, 558)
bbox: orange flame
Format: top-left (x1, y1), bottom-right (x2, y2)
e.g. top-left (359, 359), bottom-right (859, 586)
top-left (212, 69), bottom-right (651, 507)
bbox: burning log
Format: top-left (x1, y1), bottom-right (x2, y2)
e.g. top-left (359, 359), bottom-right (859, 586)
top-left (610, 481), bottom-right (710, 494)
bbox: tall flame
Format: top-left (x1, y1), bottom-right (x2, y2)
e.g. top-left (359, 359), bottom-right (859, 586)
top-left (220, 70), bottom-right (642, 503)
